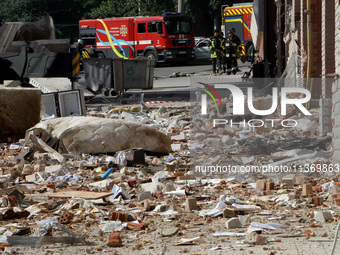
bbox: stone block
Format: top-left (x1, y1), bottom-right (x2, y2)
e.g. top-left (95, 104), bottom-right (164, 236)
top-left (256, 181), bottom-right (266, 190)
top-left (0, 88), bottom-right (41, 142)
top-left (302, 183), bottom-right (313, 196)
top-left (223, 209), bottom-right (236, 218)
top-left (225, 217), bottom-right (242, 229)
top-left (314, 211), bottom-right (332, 223)
top-left (171, 143), bottom-right (183, 151)
top-left (138, 191), bottom-right (154, 201)
top-left (238, 215), bottom-right (251, 225)
top-left (246, 232), bottom-right (267, 245)
top-left (281, 174), bottom-right (296, 186)
top-left (185, 197), bottom-right (197, 211)
top-left (141, 182), bottom-right (164, 194)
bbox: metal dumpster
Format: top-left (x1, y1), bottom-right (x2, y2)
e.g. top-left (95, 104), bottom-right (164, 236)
top-left (113, 58), bottom-right (154, 93)
top-left (83, 57), bottom-right (154, 96)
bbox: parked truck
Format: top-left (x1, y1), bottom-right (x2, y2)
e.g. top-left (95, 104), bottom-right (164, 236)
top-left (78, 13), bottom-right (196, 63)
top-left (223, 3), bottom-right (254, 61)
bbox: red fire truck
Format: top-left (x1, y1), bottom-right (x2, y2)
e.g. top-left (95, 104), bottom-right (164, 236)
top-left (79, 13), bottom-right (195, 63)
top-left (223, 4), bottom-right (253, 61)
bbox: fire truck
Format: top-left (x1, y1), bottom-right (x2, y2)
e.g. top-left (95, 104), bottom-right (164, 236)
top-left (223, 3), bottom-right (253, 61)
top-left (79, 13), bottom-right (195, 63)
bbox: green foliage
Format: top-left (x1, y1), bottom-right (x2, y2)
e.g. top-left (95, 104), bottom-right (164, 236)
top-left (0, 0), bottom-right (242, 38)
top-left (0, 0), bottom-right (48, 24)
top-left (89, 0), bottom-right (176, 19)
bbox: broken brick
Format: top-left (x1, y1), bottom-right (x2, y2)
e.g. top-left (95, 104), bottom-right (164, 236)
top-left (107, 231), bottom-right (123, 247)
top-left (127, 222), bottom-right (147, 231)
top-left (111, 211), bottom-right (128, 222)
top-left (58, 211), bottom-right (74, 224)
top-left (302, 183), bottom-right (313, 196)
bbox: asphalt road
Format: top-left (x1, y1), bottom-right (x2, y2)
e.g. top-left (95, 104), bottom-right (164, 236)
top-left (154, 60), bottom-right (212, 79)
top-left (87, 59), bottom-right (251, 104)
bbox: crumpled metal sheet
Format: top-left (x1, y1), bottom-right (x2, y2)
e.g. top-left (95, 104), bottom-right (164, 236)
top-left (27, 116), bottom-right (171, 154)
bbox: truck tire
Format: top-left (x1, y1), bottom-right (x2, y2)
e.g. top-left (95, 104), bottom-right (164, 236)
top-left (145, 50), bottom-right (158, 63)
top-left (246, 44), bottom-right (254, 62)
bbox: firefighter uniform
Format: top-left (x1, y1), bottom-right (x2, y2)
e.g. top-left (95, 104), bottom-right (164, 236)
top-left (230, 28), bottom-right (241, 73)
top-left (219, 32), bottom-right (227, 73)
top-left (208, 29), bottom-right (224, 74)
top-left (225, 31), bottom-right (239, 75)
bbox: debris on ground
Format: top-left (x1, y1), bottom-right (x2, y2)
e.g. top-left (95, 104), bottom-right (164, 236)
top-left (0, 98), bottom-right (339, 255)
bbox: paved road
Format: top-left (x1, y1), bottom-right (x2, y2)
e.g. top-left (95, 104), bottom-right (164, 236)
top-left (87, 59), bottom-right (251, 104)
top-left (154, 61), bottom-right (212, 79)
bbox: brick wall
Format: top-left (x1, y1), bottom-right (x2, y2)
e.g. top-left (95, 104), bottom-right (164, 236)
top-left (336, 0), bottom-right (340, 75)
top-left (332, 0), bottom-right (340, 161)
top-left (319, 0), bottom-right (336, 136)
top-left (300, 0), bottom-right (307, 76)
top-left (321, 0), bottom-right (335, 96)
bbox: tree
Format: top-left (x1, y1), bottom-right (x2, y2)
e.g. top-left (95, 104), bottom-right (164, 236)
top-left (186, 0), bottom-right (214, 37)
top-left (89, 0), bottom-right (176, 19)
top-left (0, 0), bottom-right (48, 25)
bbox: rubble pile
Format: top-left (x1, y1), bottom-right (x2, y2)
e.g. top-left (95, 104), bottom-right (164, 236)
top-left (0, 101), bottom-right (339, 255)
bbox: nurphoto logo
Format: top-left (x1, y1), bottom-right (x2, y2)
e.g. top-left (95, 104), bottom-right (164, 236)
top-left (200, 83), bottom-right (311, 116)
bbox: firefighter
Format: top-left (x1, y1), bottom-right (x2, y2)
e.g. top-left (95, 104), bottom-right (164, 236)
top-left (208, 29), bottom-right (224, 75)
top-left (230, 28), bottom-right (242, 73)
top-left (219, 31), bottom-right (227, 73)
top-left (225, 30), bottom-right (237, 75)
top-left (227, 29), bottom-right (240, 74)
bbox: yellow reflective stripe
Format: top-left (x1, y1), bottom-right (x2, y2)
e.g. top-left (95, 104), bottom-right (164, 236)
top-left (225, 18), bottom-right (251, 33)
top-left (97, 19), bottom-right (127, 59)
top-left (226, 7), bottom-right (252, 15)
top-left (82, 49), bottom-right (91, 58)
top-left (73, 64), bottom-right (80, 77)
top-left (72, 53), bottom-right (80, 66)
top-left (82, 50), bottom-right (90, 58)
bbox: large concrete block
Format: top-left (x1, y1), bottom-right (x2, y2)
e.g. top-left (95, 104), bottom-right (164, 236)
top-left (0, 87), bottom-right (41, 142)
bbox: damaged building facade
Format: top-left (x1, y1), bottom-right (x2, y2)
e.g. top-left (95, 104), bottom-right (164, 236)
top-left (251, 0), bottom-right (340, 161)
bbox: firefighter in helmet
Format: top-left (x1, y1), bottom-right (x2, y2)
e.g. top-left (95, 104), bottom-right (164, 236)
top-left (224, 30), bottom-right (237, 75)
top-left (208, 28), bottom-right (224, 75)
top-left (225, 30), bottom-right (239, 74)
top-left (219, 31), bottom-right (227, 73)
top-left (230, 28), bottom-right (241, 73)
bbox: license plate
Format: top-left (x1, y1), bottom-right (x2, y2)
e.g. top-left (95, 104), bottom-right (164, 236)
top-left (179, 51), bottom-right (186, 54)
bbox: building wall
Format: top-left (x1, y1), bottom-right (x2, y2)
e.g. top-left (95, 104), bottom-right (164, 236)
top-left (319, 0), bottom-right (336, 135)
top-left (321, 0), bottom-right (335, 87)
top-left (332, 0), bottom-right (340, 161)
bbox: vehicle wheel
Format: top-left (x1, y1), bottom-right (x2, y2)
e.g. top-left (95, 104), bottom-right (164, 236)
top-left (246, 44), bottom-right (254, 62)
top-left (145, 50), bottom-right (158, 63)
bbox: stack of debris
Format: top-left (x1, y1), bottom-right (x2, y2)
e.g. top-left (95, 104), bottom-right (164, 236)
top-left (0, 99), bottom-right (338, 255)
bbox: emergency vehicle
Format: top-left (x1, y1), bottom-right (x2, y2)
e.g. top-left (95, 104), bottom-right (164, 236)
top-left (223, 4), bottom-right (253, 61)
top-left (79, 13), bottom-right (195, 63)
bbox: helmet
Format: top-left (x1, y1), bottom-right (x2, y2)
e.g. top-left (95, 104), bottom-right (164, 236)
top-left (227, 30), bottom-right (232, 34)
top-left (213, 28), bottom-right (220, 33)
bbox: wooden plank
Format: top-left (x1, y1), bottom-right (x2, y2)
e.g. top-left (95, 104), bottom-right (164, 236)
top-left (48, 191), bottom-right (113, 200)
